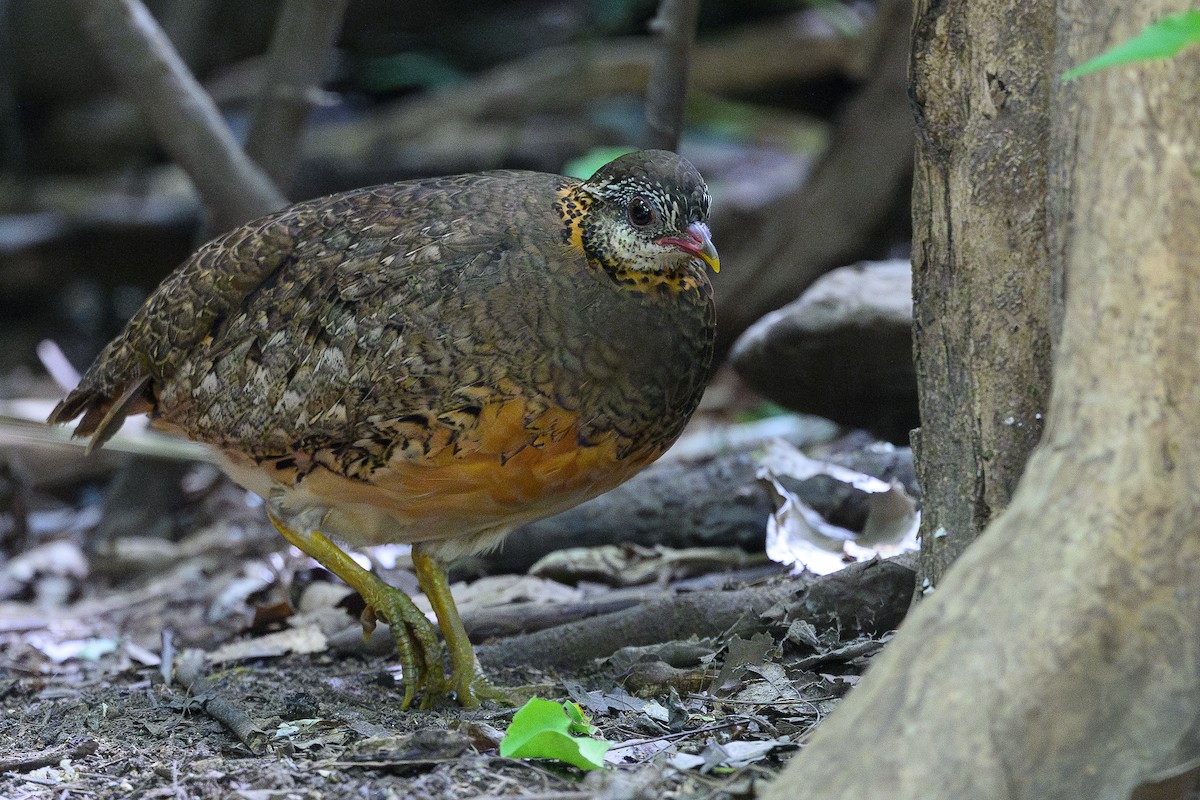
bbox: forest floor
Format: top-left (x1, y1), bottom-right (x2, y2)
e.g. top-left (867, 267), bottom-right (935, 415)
top-left (0, 418), bottom-right (912, 800)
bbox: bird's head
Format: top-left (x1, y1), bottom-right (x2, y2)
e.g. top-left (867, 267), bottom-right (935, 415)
top-left (560, 150), bottom-right (720, 281)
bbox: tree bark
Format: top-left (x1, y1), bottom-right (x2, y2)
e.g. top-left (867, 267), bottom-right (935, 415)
top-left (763, 1), bottom-right (1200, 797)
top-left (909, 0), bottom-right (1054, 586)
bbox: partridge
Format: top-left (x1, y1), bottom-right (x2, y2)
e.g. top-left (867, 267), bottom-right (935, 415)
top-left (49, 149), bottom-right (720, 709)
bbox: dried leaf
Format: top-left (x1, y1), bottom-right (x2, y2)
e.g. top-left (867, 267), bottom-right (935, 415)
top-left (206, 624), bottom-right (328, 664)
top-left (699, 739), bottom-right (796, 771)
top-left (564, 681), bottom-right (648, 715)
top-left (756, 439), bottom-right (919, 574)
top-left (712, 632), bottom-right (776, 694)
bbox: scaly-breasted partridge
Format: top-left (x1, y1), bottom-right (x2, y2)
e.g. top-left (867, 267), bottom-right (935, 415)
top-left (49, 149), bottom-right (720, 709)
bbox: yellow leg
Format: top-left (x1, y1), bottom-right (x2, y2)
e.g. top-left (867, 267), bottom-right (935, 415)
top-left (411, 545), bottom-right (512, 709)
top-left (268, 514), bottom-right (445, 709)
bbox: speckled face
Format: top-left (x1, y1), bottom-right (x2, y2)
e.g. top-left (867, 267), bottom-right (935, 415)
top-left (578, 150), bottom-right (718, 276)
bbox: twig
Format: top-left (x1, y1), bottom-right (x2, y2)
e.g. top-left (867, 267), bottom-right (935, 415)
top-left (0, 413), bottom-right (213, 462)
top-left (606, 719), bottom-right (746, 751)
top-left (644, 0), bottom-right (701, 151)
top-left (464, 592), bottom-right (651, 641)
top-left (0, 739), bottom-right (99, 773)
top-left (174, 650), bottom-right (268, 754)
top-left (245, 0), bottom-right (349, 190)
top-left (68, 0), bottom-right (287, 233)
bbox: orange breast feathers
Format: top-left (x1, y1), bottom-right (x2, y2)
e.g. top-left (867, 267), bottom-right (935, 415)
top-left (247, 396), bottom-right (662, 552)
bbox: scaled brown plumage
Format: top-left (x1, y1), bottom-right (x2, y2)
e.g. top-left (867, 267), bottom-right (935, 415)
top-left (49, 149), bottom-right (720, 708)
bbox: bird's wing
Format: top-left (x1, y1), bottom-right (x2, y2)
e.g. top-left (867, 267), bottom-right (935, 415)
top-left (49, 171), bottom-right (568, 454)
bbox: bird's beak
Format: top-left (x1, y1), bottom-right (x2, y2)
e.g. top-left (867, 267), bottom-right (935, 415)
top-left (659, 222), bottom-right (721, 273)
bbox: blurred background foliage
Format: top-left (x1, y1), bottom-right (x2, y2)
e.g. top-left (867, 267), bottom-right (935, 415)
top-left (0, 0), bottom-right (908, 394)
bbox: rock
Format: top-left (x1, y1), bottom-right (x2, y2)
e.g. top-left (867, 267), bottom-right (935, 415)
top-left (730, 260), bottom-right (916, 443)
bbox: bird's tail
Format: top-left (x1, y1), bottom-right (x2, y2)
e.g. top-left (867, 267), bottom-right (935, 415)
top-left (47, 348), bottom-right (154, 455)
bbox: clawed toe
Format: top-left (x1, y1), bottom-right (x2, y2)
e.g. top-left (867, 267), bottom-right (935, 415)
top-left (366, 594), bottom-right (446, 709)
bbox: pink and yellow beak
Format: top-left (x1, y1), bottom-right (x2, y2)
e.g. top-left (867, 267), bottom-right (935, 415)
top-left (659, 222), bottom-right (720, 273)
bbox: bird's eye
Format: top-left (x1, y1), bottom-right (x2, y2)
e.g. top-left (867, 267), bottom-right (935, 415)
top-left (627, 196), bottom-right (657, 228)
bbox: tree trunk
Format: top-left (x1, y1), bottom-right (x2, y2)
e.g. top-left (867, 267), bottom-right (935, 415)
top-left (909, 0), bottom-right (1054, 586)
top-left (763, 1), bottom-right (1200, 797)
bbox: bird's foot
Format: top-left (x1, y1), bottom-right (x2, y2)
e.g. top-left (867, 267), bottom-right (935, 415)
top-left (361, 589), bottom-right (447, 710)
top-left (464, 673), bottom-right (518, 708)
top-left (409, 547), bottom-right (515, 710)
top-left (267, 514), bottom-right (453, 709)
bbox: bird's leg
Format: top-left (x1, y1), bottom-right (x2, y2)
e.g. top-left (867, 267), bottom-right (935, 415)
top-left (268, 513), bottom-right (446, 709)
top-left (411, 546), bottom-right (513, 709)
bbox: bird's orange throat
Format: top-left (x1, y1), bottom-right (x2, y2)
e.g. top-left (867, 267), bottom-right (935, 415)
top-left (605, 266), bottom-right (709, 297)
top-left (555, 183), bottom-right (592, 253)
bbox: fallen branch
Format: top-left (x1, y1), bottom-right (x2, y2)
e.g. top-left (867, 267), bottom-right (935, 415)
top-left (174, 650), bottom-right (268, 754)
top-left (476, 441), bottom-right (916, 576)
top-left (0, 738), bottom-right (99, 774)
top-left (465, 590), bottom-right (651, 642)
top-left (474, 451), bottom-right (774, 576)
top-left (477, 557), bottom-right (914, 671)
top-left (68, 0), bottom-right (286, 232)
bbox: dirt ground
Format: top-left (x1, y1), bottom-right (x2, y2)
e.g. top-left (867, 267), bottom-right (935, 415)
top-left (0, 437), bottom-right (910, 800)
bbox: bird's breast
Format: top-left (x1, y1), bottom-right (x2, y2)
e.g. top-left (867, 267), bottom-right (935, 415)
top-left (221, 394), bottom-right (664, 558)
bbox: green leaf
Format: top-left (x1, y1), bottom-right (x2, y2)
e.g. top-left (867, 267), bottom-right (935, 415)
top-left (500, 698), bottom-right (611, 771)
top-left (563, 701), bottom-right (599, 736)
top-left (1064, 10), bottom-right (1200, 79)
top-left (354, 51), bottom-right (464, 93)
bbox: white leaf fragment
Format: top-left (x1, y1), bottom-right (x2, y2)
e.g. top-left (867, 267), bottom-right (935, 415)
top-left (756, 438), bottom-right (919, 575)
